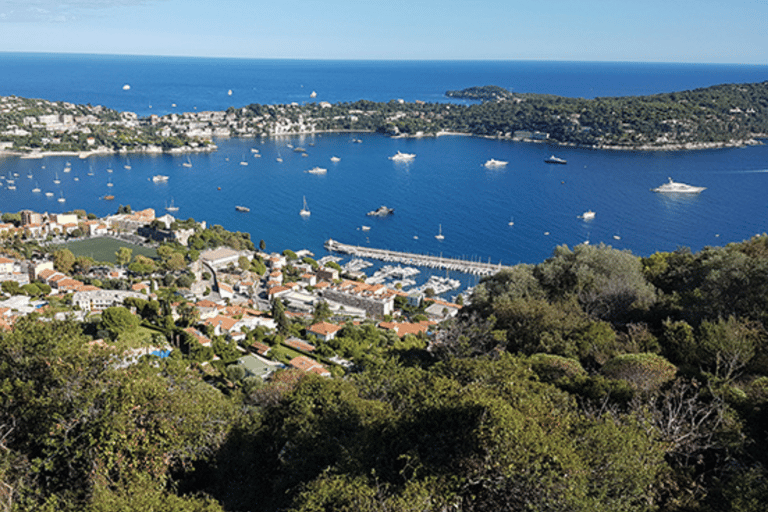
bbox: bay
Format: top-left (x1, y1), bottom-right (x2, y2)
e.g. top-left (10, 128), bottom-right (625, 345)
top-left (1, 54), bottom-right (768, 296)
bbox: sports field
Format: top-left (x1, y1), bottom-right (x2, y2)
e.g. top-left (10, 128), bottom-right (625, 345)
top-left (62, 237), bottom-right (158, 264)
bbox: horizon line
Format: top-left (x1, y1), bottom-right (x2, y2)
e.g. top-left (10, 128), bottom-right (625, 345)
top-left (0, 51), bottom-right (765, 67)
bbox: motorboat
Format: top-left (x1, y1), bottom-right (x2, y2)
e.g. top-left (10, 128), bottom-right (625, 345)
top-left (152, 175), bottom-right (169, 183)
top-left (389, 150), bottom-right (415, 161)
top-left (235, 205), bottom-right (250, 212)
top-left (330, 156), bottom-right (341, 162)
top-left (361, 226), bottom-right (371, 231)
top-left (45, 191), bottom-right (54, 197)
top-left (652, 177), bottom-right (706, 193)
top-left (306, 167), bottom-right (327, 175)
top-left (484, 159), bottom-right (508, 168)
top-left (545, 155), bottom-right (567, 164)
top-left (580, 210), bottom-right (596, 220)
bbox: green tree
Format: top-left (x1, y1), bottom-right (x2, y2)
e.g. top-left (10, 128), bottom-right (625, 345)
top-left (115, 247), bottom-right (132, 267)
top-left (53, 248), bottom-right (76, 273)
top-left (100, 306), bottom-right (140, 338)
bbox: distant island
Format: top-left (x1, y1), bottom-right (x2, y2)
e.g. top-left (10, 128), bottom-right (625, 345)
top-left (2, 81), bottom-right (768, 154)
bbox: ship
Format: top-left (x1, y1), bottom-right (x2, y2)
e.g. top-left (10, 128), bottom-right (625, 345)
top-left (152, 174), bottom-right (169, 183)
top-left (544, 155), bottom-right (567, 164)
top-left (367, 205), bottom-right (395, 217)
top-left (389, 151), bottom-right (415, 161)
top-left (235, 205), bottom-right (250, 212)
top-left (484, 159), bottom-right (508, 168)
top-left (306, 167), bottom-right (327, 175)
top-left (652, 177), bottom-right (706, 193)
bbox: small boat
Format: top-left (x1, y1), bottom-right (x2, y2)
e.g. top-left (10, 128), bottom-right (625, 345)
top-left (389, 150), bottom-right (415, 161)
top-left (613, 234), bottom-right (621, 240)
top-left (27, 172), bottom-right (33, 179)
top-left (435, 224), bottom-right (444, 240)
top-left (240, 155), bottom-right (248, 166)
top-left (122, 84), bottom-right (130, 90)
top-left (545, 155), bottom-right (567, 164)
top-left (107, 167), bottom-right (113, 173)
top-left (484, 159), bottom-right (508, 168)
top-left (235, 205), bottom-right (250, 212)
top-left (228, 89), bottom-right (233, 96)
top-left (330, 156), bottom-right (341, 162)
top-left (293, 147), bottom-right (306, 153)
top-left (32, 182), bottom-right (41, 193)
top-left (107, 178), bottom-right (113, 187)
top-left (182, 156), bottom-right (192, 168)
top-left (361, 226), bottom-right (371, 231)
top-left (58, 192), bottom-right (66, 203)
top-left (250, 148), bottom-right (259, 153)
top-left (6, 184), bottom-right (15, 190)
top-left (165, 198), bottom-right (179, 212)
top-left (124, 157), bottom-right (131, 170)
top-left (104, 194), bottom-right (114, 200)
top-left (276, 156), bottom-right (283, 163)
top-left (45, 191), bottom-right (54, 197)
top-left (508, 217), bottom-right (514, 226)
top-left (63, 162), bottom-right (71, 173)
top-left (306, 167), bottom-right (327, 175)
top-left (580, 210), bottom-right (596, 220)
top-left (152, 175), bottom-right (169, 183)
top-left (300, 196), bottom-right (311, 217)
top-left (53, 172), bottom-right (60, 184)
top-left (652, 177), bottom-right (706, 193)
top-left (310, 91), bottom-right (317, 98)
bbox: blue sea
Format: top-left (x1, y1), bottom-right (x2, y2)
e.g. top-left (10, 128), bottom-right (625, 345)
top-left (1, 53), bottom-right (768, 292)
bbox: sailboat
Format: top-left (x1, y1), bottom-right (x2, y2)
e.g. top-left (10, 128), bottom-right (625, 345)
top-left (508, 217), bottom-right (514, 226)
top-left (63, 162), bottom-right (71, 173)
top-left (300, 196), bottom-right (311, 217)
top-left (182, 155), bottom-right (192, 168)
top-left (32, 182), bottom-right (41, 193)
top-left (53, 172), bottom-right (60, 184)
top-left (240, 155), bottom-right (248, 166)
top-left (107, 178), bottom-right (113, 187)
top-left (435, 224), bottom-right (444, 240)
top-left (165, 198), bottom-right (179, 212)
top-left (58, 191), bottom-right (66, 203)
top-left (124, 157), bottom-right (131, 170)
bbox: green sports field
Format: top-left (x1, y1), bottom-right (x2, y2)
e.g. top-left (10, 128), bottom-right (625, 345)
top-left (61, 237), bottom-right (158, 264)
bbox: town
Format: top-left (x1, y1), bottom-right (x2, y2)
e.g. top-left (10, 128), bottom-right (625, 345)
top-left (0, 204), bottom-right (463, 381)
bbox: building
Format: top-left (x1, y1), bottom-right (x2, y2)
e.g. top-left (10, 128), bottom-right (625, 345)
top-left (306, 321), bottom-right (343, 342)
top-left (72, 289), bottom-right (146, 312)
top-left (321, 280), bottom-right (395, 317)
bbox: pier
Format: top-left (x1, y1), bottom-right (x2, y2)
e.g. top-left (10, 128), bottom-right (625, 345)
top-left (324, 239), bottom-right (511, 276)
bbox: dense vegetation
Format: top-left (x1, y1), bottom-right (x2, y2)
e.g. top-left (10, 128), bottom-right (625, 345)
top-left (3, 233), bottom-right (768, 510)
top-left (240, 81), bottom-right (768, 148)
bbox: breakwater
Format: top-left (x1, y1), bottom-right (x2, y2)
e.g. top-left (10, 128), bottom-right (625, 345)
top-left (324, 239), bottom-right (511, 276)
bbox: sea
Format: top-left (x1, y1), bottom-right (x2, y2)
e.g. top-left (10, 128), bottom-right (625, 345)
top-left (1, 53), bottom-right (768, 296)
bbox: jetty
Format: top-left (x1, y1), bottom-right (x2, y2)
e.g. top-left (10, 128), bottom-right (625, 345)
top-left (324, 239), bottom-right (511, 276)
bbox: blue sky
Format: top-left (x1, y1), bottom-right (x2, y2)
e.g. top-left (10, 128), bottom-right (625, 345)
top-left (0, 0), bottom-right (765, 63)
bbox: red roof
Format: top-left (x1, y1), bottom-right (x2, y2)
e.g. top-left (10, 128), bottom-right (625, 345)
top-left (307, 321), bottom-right (342, 336)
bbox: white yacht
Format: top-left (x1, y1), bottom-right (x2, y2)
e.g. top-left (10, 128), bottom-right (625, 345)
top-left (32, 182), bottom-right (41, 193)
top-left (652, 177), bottom-right (706, 193)
top-left (152, 175), bottom-right (169, 183)
top-left (63, 162), bottom-right (71, 173)
top-left (58, 192), bottom-right (66, 203)
top-left (508, 217), bottom-right (514, 226)
top-left (306, 167), bottom-right (327, 175)
top-left (389, 151), bottom-right (416, 161)
top-left (45, 191), bottom-right (54, 197)
top-left (484, 159), bottom-right (508, 168)
top-left (300, 196), bottom-right (311, 217)
top-left (545, 155), bottom-right (567, 164)
top-left (330, 156), bottom-right (341, 162)
top-left (165, 198), bottom-right (179, 212)
top-left (580, 210), bottom-right (596, 220)
top-left (435, 224), bottom-right (444, 240)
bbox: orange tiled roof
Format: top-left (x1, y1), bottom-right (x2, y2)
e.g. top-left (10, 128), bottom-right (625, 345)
top-left (378, 320), bottom-right (436, 338)
top-left (307, 321), bottom-right (342, 336)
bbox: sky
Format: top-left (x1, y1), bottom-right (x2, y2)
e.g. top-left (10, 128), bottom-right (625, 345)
top-left (0, 0), bottom-right (766, 63)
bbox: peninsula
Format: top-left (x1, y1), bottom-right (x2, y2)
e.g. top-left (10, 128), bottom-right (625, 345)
top-left (2, 81), bottom-right (768, 154)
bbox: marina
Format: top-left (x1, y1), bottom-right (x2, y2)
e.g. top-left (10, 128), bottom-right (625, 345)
top-left (325, 239), bottom-right (510, 276)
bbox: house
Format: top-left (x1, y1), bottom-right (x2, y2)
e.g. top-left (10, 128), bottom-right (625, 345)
top-left (306, 321), bottom-right (342, 342)
top-left (284, 337), bottom-right (316, 353)
top-left (424, 300), bottom-right (461, 321)
top-left (300, 273), bottom-right (317, 286)
top-left (203, 314), bottom-right (238, 336)
top-left (289, 355), bottom-right (331, 377)
top-left (0, 257), bottom-right (14, 274)
top-left (315, 268), bottom-right (339, 282)
top-left (184, 326), bottom-right (212, 347)
top-left (72, 289), bottom-right (146, 312)
top-left (249, 341), bottom-right (271, 357)
top-left (378, 320), bottom-right (436, 338)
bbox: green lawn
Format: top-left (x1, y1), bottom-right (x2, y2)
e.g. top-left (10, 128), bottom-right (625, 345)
top-left (62, 237), bottom-right (157, 264)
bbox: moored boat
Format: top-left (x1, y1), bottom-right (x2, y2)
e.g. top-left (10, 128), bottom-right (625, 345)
top-left (652, 177), bottom-right (706, 193)
top-left (545, 155), bottom-right (567, 164)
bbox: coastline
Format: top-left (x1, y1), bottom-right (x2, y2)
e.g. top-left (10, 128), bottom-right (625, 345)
top-left (0, 144), bottom-right (218, 160)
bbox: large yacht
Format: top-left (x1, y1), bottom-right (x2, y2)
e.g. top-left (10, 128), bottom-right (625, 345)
top-left (652, 177), bottom-right (706, 193)
top-left (306, 167), bottom-right (327, 175)
top-left (544, 155), bottom-right (567, 164)
top-left (389, 151), bottom-right (416, 161)
top-left (152, 175), bottom-right (169, 183)
top-left (484, 159), bottom-right (508, 168)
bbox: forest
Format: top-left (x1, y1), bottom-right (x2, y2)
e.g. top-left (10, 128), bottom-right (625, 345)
top-left (2, 232), bottom-right (768, 511)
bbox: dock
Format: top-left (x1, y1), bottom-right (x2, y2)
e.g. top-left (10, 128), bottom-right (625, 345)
top-left (324, 239), bottom-right (511, 276)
